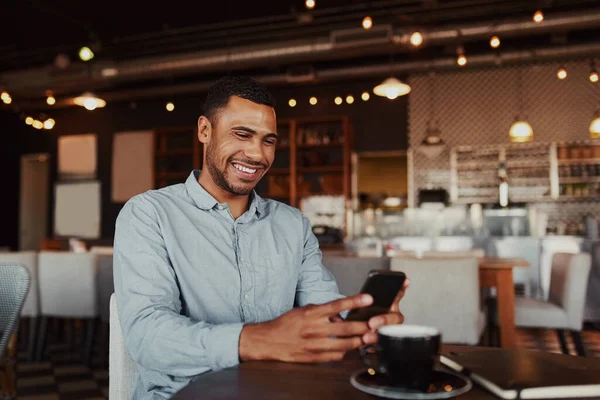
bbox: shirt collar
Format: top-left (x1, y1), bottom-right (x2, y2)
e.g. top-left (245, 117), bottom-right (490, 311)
top-left (185, 170), bottom-right (267, 217)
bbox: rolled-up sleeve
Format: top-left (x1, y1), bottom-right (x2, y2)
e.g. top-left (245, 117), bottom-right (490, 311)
top-left (113, 196), bottom-right (244, 377)
top-left (294, 214), bottom-right (345, 308)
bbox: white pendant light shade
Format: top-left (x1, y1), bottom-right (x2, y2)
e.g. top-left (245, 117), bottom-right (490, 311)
top-left (590, 113), bottom-right (600, 139)
top-left (417, 127), bottom-right (446, 159)
top-left (373, 77), bottom-right (411, 99)
top-left (509, 120), bottom-right (534, 143)
top-left (74, 92), bottom-right (106, 110)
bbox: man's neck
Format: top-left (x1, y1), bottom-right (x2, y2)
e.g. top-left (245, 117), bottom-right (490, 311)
top-left (198, 170), bottom-right (250, 219)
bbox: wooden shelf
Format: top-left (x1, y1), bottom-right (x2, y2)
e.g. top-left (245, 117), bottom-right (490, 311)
top-left (559, 176), bottom-right (600, 184)
top-left (268, 168), bottom-right (290, 175)
top-left (155, 149), bottom-right (194, 157)
top-left (558, 158), bottom-right (600, 166)
top-left (298, 166), bottom-right (344, 173)
top-left (298, 143), bottom-right (344, 149)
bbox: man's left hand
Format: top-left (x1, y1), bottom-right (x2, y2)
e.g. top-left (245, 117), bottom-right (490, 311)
top-left (362, 279), bottom-right (410, 344)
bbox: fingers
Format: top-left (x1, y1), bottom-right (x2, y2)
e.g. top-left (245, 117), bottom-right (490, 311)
top-left (368, 312), bottom-right (405, 330)
top-left (305, 321), bottom-right (370, 338)
top-left (329, 314), bottom-right (344, 323)
top-left (303, 337), bottom-right (363, 352)
top-left (389, 279), bottom-right (410, 312)
top-left (308, 294), bottom-right (373, 318)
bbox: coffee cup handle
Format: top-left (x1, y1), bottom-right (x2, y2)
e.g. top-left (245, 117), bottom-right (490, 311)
top-left (359, 344), bottom-right (387, 375)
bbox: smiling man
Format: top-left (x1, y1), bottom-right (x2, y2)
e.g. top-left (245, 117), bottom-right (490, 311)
top-left (113, 76), bottom-right (408, 399)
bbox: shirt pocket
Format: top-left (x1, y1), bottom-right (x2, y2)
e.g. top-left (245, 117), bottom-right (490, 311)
top-left (258, 253), bottom-right (297, 315)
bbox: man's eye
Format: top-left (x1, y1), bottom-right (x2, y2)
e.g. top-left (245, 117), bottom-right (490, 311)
top-left (265, 139), bottom-right (277, 146)
top-left (235, 132), bottom-right (250, 139)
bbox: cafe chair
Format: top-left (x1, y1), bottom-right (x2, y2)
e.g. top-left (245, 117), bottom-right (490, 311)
top-left (0, 264), bottom-right (31, 399)
top-left (0, 251), bottom-right (39, 361)
top-left (539, 237), bottom-right (581, 300)
top-left (322, 255), bottom-right (391, 297)
top-left (36, 251), bottom-right (98, 364)
top-left (109, 294), bottom-right (137, 400)
top-left (390, 257), bottom-right (486, 345)
top-left (515, 252), bottom-right (592, 356)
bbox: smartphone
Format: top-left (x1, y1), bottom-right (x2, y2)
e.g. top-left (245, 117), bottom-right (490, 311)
top-left (345, 270), bottom-right (407, 321)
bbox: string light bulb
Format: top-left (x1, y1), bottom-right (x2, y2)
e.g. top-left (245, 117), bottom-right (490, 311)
top-left (557, 67), bottom-right (567, 80)
top-left (410, 31), bottom-right (423, 47)
top-left (334, 97), bottom-right (343, 105)
top-left (25, 117), bottom-right (33, 125)
top-left (305, 0), bottom-right (315, 9)
top-left (362, 16), bottom-right (373, 30)
top-left (490, 36), bottom-right (501, 48)
top-left (361, 92), bottom-right (370, 101)
top-left (456, 45), bottom-right (467, 66)
top-left (533, 10), bottom-right (544, 23)
top-left (43, 118), bottom-right (55, 130)
top-left (288, 98), bottom-right (297, 107)
top-left (78, 46), bottom-right (94, 61)
top-left (346, 95), bottom-right (354, 104)
top-left (309, 96), bottom-right (318, 105)
top-left (166, 102), bottom-right (175, 112)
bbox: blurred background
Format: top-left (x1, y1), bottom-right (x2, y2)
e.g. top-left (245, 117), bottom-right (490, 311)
top-left (2, 0), bottom-right (600, 398)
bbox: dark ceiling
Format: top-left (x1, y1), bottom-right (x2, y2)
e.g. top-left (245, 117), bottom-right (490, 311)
top-left (2, 0), bottom-right (600, 109)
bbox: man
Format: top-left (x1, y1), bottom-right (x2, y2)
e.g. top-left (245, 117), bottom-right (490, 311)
top-left (113, 76), bottom-right (408, 399)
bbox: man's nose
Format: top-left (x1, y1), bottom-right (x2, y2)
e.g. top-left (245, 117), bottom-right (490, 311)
top-left (243, 138), bottom-right (263, 162)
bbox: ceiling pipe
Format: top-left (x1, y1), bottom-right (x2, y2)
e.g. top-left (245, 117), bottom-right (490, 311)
top-left (16, 40), bottom-right (600, 111)
top-left (4, 8), bottom-right (600, 98)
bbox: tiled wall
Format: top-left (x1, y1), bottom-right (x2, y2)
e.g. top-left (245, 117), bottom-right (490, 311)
top-left (408, 61), bottom-right (600, 227)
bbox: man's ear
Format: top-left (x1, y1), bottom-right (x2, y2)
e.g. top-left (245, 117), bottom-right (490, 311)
top-left (197, 116), bottom-right (211, 144)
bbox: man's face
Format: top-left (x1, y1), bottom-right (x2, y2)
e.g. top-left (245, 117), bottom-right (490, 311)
top-left (203, 96), bottom-right (277, 196)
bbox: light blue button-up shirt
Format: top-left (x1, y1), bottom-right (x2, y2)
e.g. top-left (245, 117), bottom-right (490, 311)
top-left (113, 170), bottom-right (344, 399)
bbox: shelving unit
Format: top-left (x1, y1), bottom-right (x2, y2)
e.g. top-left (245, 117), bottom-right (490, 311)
top-left (557, 141), bottom-right (600, 200)
top-left (261, 116), bottom-right (352, 208)
top-left (450, 143), bottom-right (556, 204)
top-left (153, 126), bottom-right (202, 189)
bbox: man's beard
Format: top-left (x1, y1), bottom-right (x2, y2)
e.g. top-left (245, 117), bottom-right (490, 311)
top-left (205, 142), bottom-right (260, 196)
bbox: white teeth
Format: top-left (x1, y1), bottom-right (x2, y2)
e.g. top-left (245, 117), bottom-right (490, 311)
top-left (233, 164), bottom-right (257, 174)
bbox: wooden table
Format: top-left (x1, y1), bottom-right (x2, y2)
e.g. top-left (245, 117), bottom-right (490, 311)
top-left (478, 257), bottom-right (529, 350)
top-left (171, 345), bottom-right (600, 400)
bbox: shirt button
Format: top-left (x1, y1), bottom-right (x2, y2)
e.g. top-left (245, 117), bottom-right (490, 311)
top-left (240, 258), bottom-right (244, 262)
top-left (244, 294), bottom-right (249, 300)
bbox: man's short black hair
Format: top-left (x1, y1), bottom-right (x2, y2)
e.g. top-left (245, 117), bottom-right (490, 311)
top-left (203, 76), bottom-right (276, 124)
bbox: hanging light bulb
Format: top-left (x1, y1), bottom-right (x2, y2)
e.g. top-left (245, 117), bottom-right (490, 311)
top-left (74, 92), bottom-right (106, 110)
top-left (590, 111), bottom-right (600, 139)
top-left (509, 120), bottom-right (534, 143)
top-left (533, 10), bottom-right (544, 23)
top-left (362, 16), bottom-right (373, 30)
top-left (557, 67), bottom-right (567, 80)
top-left (373, 77), bottom-right (411, 100)
top-left (409, 31), bottom-right (423, 47)
top-left (305, 0), bottom-right (315, 9)
top-left (0, 91), bottom-right (9, 102)
top-left (456, 45), bottom-right (467, 66)
top-left (590, 60), bottom-right (599, 83)
top-left (490, 36), bottom-right (501, 48)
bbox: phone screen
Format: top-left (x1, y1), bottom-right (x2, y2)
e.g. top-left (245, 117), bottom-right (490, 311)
top-left (345, 270), bottom-right (406, 321)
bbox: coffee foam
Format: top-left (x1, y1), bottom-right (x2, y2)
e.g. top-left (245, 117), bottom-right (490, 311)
top-left (378, 325), bottom-right (440, 338)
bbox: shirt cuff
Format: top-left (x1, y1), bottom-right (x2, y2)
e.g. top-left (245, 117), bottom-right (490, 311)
top-left (206, 322), bottom-right (245, 371)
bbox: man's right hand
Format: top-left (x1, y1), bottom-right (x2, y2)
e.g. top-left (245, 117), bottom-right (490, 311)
top-left (239, 294), bottom-right (373, 363)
